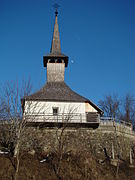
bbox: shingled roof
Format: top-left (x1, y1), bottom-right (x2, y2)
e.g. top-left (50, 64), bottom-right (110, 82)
top-left (23, 82), bottom-right (103, 114)
top-left (24, 82), bottom-right (88, 102)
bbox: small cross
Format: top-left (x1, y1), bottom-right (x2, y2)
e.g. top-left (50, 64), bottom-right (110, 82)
top-left (53, 3), bottom-right (60, 16)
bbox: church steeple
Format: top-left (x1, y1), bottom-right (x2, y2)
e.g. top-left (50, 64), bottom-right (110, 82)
top-left (43, 10), bottom-right (68, 67)
top-left (50, 9), bottom-right (61, 54)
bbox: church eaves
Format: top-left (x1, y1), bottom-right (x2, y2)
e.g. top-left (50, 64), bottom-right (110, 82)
top-left (23, 82), bottom-right (103, 115)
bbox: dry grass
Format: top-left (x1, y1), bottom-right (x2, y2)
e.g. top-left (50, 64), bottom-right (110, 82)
top-left (0, 151), bottom-right (135, 180)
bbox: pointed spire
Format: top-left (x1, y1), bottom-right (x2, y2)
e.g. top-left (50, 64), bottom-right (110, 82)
top-left (43, 9), bottom-right (69, 67)
top-left (50, 9), bottom-right (61, 54)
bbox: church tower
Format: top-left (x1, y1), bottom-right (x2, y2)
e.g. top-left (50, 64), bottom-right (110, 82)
top-left (43, 10), bottom-right (68, 82)
top-left (22, 9), bottom-right (103, 126)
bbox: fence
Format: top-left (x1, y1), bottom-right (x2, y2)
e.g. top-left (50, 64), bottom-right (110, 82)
top-left (24, 112), bottom-right (100, 124)
top-left (100, 117), bottom-right (133, 133)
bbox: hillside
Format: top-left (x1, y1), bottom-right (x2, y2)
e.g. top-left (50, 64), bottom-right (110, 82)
top-left (0, 151), bottom-right (135, 180)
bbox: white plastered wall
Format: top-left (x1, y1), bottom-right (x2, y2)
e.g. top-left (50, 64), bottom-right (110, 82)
top-left (85, 102), bottom-right (97, 113)
top-left (24, 101), bottom-right (86, 123)
top-left (24, 101), bottom-right (86, 114)
top-left (24, 101), bottom-right (98, 123)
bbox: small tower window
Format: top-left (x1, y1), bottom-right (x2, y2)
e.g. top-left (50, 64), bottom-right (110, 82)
top-left (53, 107), bottom-right (58, 116)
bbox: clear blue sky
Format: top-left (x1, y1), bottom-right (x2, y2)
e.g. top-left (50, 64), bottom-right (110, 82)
top-left (0, 0), bottom-right (135, 104)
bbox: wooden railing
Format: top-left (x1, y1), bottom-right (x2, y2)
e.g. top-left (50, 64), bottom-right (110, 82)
top-left (24, 112), bottom-right (100, 124)
top-left (100, 117), bottom-right (133, 131)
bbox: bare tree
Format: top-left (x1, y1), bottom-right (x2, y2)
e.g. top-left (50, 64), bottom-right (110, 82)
top-left (121, 94), bottom-right (135, 124)
top-left (98, 94), bottom-right (120, 118)
top-left (0, 79), bottom-right (32, 179)
top-left (98, 93), bottom-right (135, 178)
top-left (38, 106), bottom-right (80, 180)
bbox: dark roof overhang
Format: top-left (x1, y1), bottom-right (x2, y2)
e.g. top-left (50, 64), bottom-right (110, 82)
top-left (43, 53), bottom-right (69, 67)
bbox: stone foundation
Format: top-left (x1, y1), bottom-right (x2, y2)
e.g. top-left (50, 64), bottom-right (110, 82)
top-left (21, 126), bottom-right (135, 161)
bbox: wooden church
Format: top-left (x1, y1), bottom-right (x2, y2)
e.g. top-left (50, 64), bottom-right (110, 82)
top-left (22, 9), bottom-right (103, 128)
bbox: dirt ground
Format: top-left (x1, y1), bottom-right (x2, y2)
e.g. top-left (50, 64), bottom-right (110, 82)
top-left (0, 152), bottom-right (135, 180)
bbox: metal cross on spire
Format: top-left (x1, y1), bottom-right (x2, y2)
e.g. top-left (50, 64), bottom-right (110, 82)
top-left (43, 3), bottom-right (69, 67)
top-left (50, 3), bottom-right (61, 54)
top-left (53, 3), bottom-right (60, 16)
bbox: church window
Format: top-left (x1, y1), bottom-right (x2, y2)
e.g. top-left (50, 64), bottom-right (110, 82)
top-left (53, 107), bottom-right (58, 115)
